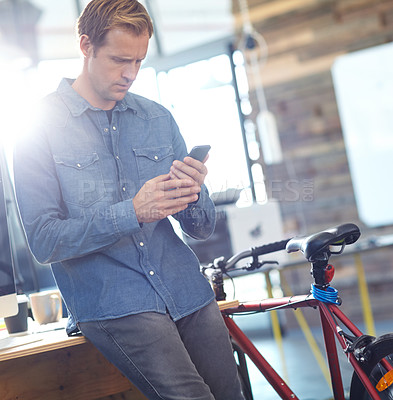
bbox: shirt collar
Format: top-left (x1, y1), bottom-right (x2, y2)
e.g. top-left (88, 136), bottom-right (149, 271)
top-left (57, 78), bottom-right (137, 116)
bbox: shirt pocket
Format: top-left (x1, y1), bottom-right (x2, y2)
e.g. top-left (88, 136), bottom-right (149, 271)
top-left (133, 146), bottom-right (174, 183)
top-left (53, 152), bottom-right (107, 208)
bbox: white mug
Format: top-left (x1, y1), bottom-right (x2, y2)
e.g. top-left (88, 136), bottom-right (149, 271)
top-left (29, 290), bottom-right (62, 325)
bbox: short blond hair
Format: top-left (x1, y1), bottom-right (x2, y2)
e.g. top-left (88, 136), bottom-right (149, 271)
top-left (77, 0), bottom-right (153, 50)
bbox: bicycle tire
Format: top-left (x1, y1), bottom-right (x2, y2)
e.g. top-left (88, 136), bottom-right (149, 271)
top-left (350, 333), bottom-right (393, 399)
top-left (238, 367), bottom-right (254, 400)
top-left (231, 340), bottom-right (254, 400)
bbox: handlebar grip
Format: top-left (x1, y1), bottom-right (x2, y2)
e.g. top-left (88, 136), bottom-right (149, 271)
top-left (252, 239), bottom-right (291, 257)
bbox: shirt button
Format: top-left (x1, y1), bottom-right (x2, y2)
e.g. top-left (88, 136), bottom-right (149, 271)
top-left (139, 242), bottom-right (144, 247)
top-left (149, 270), bottom-right (155, 276)
top-left (116, 155), bottom-right (120, 160)
top-left (76, 163), bottom-right (81, 168)
top-left (104, 128), bottom-right (109, 133)
top-left (122, 186), bottom-right (126, 192)
top-left (154, 155), bottom-right (158, 160)
top-left (112, 126), bottom-right (117, 131)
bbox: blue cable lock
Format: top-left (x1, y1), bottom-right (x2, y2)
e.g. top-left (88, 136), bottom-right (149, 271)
top-left (311, 284), bottom-right (339, 304)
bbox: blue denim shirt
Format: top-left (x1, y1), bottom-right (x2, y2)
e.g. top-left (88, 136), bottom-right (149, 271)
top-left (14, 78), bottom-right (216, 333)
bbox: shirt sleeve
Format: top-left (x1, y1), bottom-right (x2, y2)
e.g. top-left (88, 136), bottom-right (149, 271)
top-left (13, 128), bottom-right (141, 265)
top-left (174, 186), bottom-right (216, 240)
top-left (168, 114), bottom-right (216, 240)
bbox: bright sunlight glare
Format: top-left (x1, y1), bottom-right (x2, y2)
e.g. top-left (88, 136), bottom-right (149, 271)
top-left (2, 53), bottom-right (257, 207)
top-left (0, 66), bottom-right (37, 167)
top-left (0, 58), bottom-right (82, 171)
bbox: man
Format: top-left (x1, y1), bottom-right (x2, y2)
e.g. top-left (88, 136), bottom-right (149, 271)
top-left (13, 1), bottom-right (244, 399)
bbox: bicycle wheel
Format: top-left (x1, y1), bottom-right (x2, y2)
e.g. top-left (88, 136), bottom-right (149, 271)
top-left (232, 340), bottom-right (254, 400)
top-left (350, 334), bottom-right (393, 399)
top-left (238, 365), bottom-right (254, 400)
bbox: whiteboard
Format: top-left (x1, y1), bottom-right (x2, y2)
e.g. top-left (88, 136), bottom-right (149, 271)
top-left (332, 42), bottom-right (393, 227)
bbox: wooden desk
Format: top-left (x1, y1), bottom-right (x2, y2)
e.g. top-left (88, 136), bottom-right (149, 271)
top-left (217, 300), bottom-right (239, 310)
top-left (0, 329), bottom-right (147, 400)
top-left (0, 301), bottom-right (239, 399)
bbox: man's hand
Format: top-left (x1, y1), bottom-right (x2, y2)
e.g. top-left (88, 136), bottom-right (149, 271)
top-left (133, 174), bottom-right (200, 223)
top-left (169, 155), bottom-right (209, 187)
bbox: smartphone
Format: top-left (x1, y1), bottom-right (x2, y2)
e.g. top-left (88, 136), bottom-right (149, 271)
top-left (186, 145), bottom-right (211, 162)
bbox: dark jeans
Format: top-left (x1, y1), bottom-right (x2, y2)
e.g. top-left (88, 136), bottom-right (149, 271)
top-left (79, 301), bottom-right (244, 400)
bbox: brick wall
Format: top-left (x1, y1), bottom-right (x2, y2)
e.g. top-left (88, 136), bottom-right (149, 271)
top-left (232, 0), bottom-right (393, 236)
top-left (231, 0), bottom-right (393, 323)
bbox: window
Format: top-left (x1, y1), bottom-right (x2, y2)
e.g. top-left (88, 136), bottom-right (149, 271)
top-left (133, 54), bottom-right (253, 204)
top-left (4, 50), bottom-right (260, 206)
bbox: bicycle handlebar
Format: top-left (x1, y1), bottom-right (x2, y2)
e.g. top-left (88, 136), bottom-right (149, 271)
top-left (207, 238), bottom-right (291, 274)
top-left (203, 224), bottom-right (361, 302)
top-left (251, 239), bottom-right (291, 257)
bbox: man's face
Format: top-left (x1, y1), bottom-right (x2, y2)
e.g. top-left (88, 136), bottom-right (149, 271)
top-left (84, 29), bottom-right (149, 109)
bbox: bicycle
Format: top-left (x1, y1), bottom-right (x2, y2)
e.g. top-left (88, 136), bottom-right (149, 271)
top-left (202, 223), bottom-right (393, 399)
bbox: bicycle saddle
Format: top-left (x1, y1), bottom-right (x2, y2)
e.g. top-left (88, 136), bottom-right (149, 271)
top-left (286, 223), bottom-right (361, 261)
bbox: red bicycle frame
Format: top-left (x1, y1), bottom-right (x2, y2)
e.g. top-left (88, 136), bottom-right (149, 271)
top-left (222, 294), bottom-right (387, 400)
